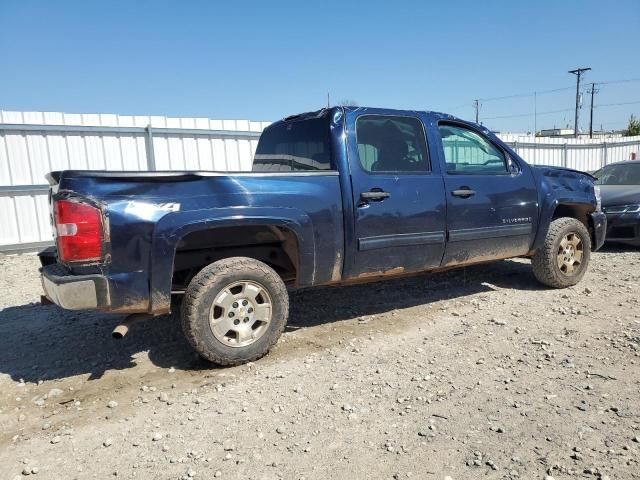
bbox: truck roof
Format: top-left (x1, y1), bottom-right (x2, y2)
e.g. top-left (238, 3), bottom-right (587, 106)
top-left (277, 106), bottom-right (463, 124)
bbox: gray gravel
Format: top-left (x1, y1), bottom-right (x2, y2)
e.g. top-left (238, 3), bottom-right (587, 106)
top-left (1, 248), bottom-right (639, 479)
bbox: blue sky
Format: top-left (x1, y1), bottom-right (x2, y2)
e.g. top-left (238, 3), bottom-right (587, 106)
top-left (1, 0), bottom-right (639, 133)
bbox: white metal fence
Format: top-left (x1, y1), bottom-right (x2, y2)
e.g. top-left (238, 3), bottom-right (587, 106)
top-left (0, 111), bottom-right (269, 252)
top-left (500, 133), bottom-right (640, 172)
top-left (1, 110), bottom-right (639, 253)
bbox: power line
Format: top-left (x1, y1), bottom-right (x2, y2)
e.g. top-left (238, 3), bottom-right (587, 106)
top-left (457, 76), bottom-right (640, 129)
top-left (483, 107), bottom-right (574, 120)
top-left (595, 100), bottom-right (640, 108)
top-left (594, 77), bottom-right (640, 86)
top-left (479, 92), bottom-right (538, 102)
top-left (474, 76), bottom-right (639, 104)
top-left (536, 86), bottom-right (576, 95)
top-left (481, 100), bottom-right (640, 122)
top-left (478, 86), bottom-right (573, 102)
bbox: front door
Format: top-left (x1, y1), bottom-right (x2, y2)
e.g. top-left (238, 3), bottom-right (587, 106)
top-left (344, 111), bottom-right (447, 279)
top-left (436, 122), bottom-right (539, 266)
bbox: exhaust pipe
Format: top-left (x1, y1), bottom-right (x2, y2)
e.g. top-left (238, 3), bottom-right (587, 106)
top-left (112, 313), bottom-right (152, 339)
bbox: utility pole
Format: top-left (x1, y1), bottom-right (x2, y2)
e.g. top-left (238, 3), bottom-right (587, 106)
top-left (534, 91), bottom-right (537, 137)
top-left (327, 92), bottom-right (330, 108)
top-left (568, 67), bottom-right (591, 138)
top-left (587, 82), bottom-right (599, 139)
top-left (474, 99), bottom-right (479, 124)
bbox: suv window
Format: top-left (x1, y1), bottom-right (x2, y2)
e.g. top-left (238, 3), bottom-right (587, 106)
top-left (356, 116), bottom-right (429, 173)
top-left (253, 117), bottom-right (332, 172)
top-left (439, 124), bottom-right (508, 175)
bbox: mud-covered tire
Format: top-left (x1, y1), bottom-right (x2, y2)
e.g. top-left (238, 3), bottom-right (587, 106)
top-left (532, 217), bottom-right (591, 288)
top-left (181, 257), bottom-right (289, 366)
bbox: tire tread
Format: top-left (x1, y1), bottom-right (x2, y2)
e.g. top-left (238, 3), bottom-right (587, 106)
top-left (532, 217), bottom-right (591, 288)
top-left (181, 257), bottom-right (288, 366)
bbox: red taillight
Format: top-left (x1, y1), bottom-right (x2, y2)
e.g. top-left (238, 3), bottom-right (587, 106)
top-left (54, 200), bottom-right (103, 262)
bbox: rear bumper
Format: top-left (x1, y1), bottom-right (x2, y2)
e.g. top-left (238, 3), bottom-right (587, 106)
top-left (41, 263), bottom-right (111, 310)
top-left (39, 248), bottom-right (154, 313)
top-left (604, 211), bottom-right (640, 247)
top-left (590, 211), bottom-right (607, 251)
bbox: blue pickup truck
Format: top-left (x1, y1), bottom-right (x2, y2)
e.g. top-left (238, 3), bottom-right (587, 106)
top-left (39, 107), bottom-right (606, 365)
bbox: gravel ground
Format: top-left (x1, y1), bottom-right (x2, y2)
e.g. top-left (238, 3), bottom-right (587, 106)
top-left (0, 249), bottom-right (639, 480)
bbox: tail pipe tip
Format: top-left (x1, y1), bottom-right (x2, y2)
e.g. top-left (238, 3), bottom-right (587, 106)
top-left (112, 324), bottom-right (130, 339)
top-left (112, 313), bottom-right (153, 339)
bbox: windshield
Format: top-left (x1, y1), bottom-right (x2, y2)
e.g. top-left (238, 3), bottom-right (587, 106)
top-left (594, 163), bottom-right (640, 185)
top-left (252, 116), bottom-right (332, 172)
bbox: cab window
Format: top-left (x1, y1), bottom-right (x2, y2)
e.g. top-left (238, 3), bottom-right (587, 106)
top-left (356, 116), bottom-right (429, 173)
top-left (439, 124), bottom-right (508, 175)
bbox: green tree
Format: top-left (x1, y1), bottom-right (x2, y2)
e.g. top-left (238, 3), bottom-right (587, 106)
top-left (623, 114), bottom-right (640, 136)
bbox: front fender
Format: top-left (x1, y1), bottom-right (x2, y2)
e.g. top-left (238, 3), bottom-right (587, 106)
top-left (530, 166), bottom-right (597, 253)
top-left (149, 207), bottom-right (315, 313)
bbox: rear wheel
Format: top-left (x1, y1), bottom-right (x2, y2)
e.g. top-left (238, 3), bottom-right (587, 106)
top-left (532, 217), bottom-right (591, 288)
top-left (181, 257), bottom-right (289, 366)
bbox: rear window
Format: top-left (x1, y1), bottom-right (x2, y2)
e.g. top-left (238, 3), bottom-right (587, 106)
top-left (252, 117), bottom-right (332, 172)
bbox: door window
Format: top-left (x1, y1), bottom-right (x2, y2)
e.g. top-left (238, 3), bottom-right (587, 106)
top-left (356, 116), bottom-right (429, 173)
top-left (439, 124), bottom-right (508, 175)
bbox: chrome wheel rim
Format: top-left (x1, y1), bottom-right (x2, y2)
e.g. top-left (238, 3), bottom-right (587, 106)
top-left (556, 232), bottom-right (584, 275)
top-left (209, 280), bottom-right (272, 348)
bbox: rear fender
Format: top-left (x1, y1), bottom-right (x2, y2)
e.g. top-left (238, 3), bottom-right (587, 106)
top-left (149, 207), bottom-right (314, 313)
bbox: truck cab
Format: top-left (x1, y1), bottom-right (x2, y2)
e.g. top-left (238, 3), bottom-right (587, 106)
top-left (340, 109), bottom-right (539, 277)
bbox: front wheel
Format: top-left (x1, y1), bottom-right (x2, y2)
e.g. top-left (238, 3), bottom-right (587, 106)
top-left (181, 257), bottom-right (289, 366)
top-left (532, 217), bottom-right (591, 288)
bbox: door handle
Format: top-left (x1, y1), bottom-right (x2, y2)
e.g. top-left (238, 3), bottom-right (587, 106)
top-left (451, 188), bottom-right (476, 198)
top-left (360, 190), bottom-right (390, 201)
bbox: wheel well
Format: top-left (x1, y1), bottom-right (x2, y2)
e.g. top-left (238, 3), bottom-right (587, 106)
top-left (552, 203), bottom-right (593, 237)
top-left (172, 226), bottom-right (299, 290)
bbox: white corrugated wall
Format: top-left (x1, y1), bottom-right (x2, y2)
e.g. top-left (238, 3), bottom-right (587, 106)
top-left (498, 133), bottom-right (640, 170)
top-left (1, 110), bottom-right (639, 251)
top-left (0, 111), bottom-right (269, 251)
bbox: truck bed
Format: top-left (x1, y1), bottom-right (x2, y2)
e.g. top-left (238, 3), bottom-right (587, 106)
top-left (46, 169), bottom-right (345, 313)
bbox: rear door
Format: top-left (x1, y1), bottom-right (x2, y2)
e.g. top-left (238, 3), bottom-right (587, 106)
top-left (344, 110), bottom-right (447, 279)
top-left (436, 122), bottom-right (539, 266)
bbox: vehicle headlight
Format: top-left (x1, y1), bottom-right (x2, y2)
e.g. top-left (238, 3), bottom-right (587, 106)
top-left (604, 204), bottom-right (640, 214)
top-left (594, 185), bottom-right (602, 212)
